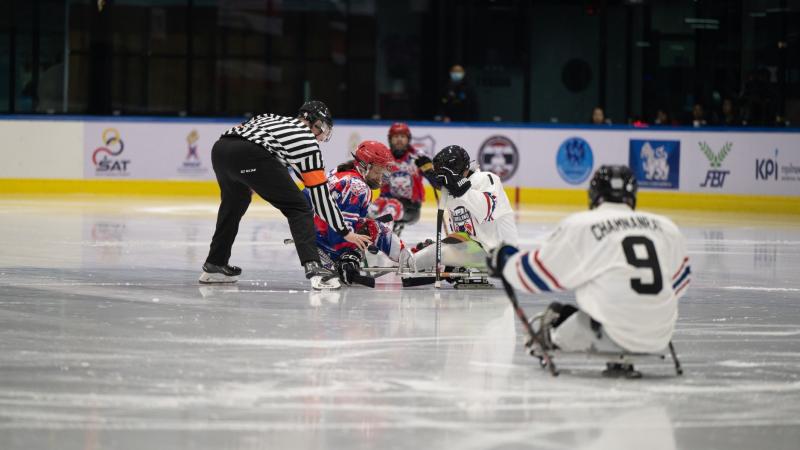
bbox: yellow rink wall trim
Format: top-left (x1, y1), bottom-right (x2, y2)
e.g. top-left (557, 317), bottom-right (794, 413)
top-left (1, 178), bottom-right (799, 214)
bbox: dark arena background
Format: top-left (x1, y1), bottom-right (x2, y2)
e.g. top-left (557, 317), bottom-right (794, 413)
top-left (1, 1), bottom-right (799, 449)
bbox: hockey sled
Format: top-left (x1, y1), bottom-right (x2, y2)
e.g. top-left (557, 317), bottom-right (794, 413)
top-left (526, 340), bottom-right (684, 378)
top-left (361, 266), bottom-right (494, 289)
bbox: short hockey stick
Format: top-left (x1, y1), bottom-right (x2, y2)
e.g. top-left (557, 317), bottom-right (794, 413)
top-left (435, 187), bottom-right (448, 289)
top-left (499, 276), bottom-right (559, 376)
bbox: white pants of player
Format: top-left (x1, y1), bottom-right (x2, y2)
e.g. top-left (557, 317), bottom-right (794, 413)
top-left (551, 311), bottom-right (626, 353)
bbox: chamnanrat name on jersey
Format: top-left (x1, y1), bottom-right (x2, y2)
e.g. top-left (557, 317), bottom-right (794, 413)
top-left (590, 215), bottom-right (664, 241)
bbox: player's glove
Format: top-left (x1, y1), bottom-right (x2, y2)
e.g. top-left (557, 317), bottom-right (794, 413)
top-left (414, 155), bottom-right (434, 174)
top-left (487, 244), bottom-right (520, 278)
top-left (336, 251), bottom-right (362, 286)
top-left (418, 156), bottom-right (441, 189)
top-left (355, 217), bottom-right (379, 242)
top-left (434, 166), bottom-right (472, 198)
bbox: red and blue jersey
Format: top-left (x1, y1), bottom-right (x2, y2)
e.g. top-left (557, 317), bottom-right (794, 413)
top-left (305, 169), bottom-right (399, 261)
top-left (379, 147), bottom-right (427, 204)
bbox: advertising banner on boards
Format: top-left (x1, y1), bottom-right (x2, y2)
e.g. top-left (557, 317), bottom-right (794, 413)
top-left (80, 118), bottom-right (800, 197)
top-left (83, 121), bottom-right (234, 180)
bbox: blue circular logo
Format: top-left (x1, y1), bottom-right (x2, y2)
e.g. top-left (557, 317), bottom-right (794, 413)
top-left (556, 137), bottom-right (594, 184)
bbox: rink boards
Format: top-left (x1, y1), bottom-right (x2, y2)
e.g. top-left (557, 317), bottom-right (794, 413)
top-left (0, 117), bottom-right (798, 213)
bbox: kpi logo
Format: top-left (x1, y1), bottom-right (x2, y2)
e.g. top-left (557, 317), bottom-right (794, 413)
top-left (92, 128), bottom-right (130, 175)
top-left (698, 142), bottom-right (732, 188)
top-left (478, 135), bottom-right (519, 182)
top-left (755, 149), bottom-right (779, 181)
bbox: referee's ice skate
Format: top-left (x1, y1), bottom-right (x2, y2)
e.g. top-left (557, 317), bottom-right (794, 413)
top-left (198, 262), bottom-right (242, 284)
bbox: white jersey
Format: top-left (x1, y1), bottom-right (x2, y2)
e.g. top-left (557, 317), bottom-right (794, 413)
top-left (445, 170), bottom-right (518, 250)
top-left (503, 202), bottom-right (690, 353)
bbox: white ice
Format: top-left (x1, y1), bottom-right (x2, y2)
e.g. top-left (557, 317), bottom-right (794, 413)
top-left (0, 196), bottom-right (799, 450)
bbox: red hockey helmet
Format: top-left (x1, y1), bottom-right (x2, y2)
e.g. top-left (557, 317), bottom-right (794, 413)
top-left (353, 140), bottom-right (394, 168)
top-left (388, 122), bottom-right (411, 139)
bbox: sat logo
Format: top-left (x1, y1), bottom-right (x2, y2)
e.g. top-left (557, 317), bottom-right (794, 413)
top-left (92, 128), bottom-right (131, 175)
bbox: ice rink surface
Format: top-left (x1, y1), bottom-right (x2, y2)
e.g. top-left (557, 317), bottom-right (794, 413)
top-left (1, 195), bottom-right (799, 450)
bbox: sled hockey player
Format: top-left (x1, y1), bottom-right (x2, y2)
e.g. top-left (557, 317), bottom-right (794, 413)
top-left (411, 145), bottom-right (518, 283)
top-left (375, 122), bottom-right (437, 236)
top-left (306, 140), bottom-right (414, 287)
top-left (488, 165), bottom-right (690, 377)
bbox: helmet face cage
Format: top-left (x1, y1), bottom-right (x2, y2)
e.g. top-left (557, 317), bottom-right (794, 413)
top-left (588, 165), bottom-right (638, 209)
top-left (312, 120), bottom-right (333, 143)
top-left (299, 100), bottom-right (333, 142)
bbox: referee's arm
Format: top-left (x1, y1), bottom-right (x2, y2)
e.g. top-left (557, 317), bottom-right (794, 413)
top-left (278, 126), bottom-right (350, 236)
top-left (300, 169), bottom-right (350, 236)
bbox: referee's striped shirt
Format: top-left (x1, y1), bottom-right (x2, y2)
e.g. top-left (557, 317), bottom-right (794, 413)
top-left (222, 113), bottom-right (349, 235)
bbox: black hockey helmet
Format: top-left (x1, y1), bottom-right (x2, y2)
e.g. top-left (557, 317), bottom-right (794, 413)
top-left (298, 100), bottom-right (332, 126)
top-left (298, 100), bottom-right (333, 142)
top-left (588, 165), bottom-right (638, 209)
top-left (433, 145), bottom-right (471, 175)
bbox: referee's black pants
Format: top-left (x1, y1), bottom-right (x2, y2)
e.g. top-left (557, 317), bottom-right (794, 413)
top-left (205, 136), bottom-right (319, 267)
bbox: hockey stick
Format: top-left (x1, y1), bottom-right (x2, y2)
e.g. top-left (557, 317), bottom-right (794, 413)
top-left (668, 341), bottom-right (684, 376)
top-left (349, 272), bottom-right (376, 288)
top-left (400, 271), bottom-right (489, 288)
top-left (499, 276), bottom-right (559, 376)
top-left (362, 267), bottom-right (489, 277)
top-left (435, 187), bottom-right (448, 289)
top-left (402, 276), bottom-right (436, 287)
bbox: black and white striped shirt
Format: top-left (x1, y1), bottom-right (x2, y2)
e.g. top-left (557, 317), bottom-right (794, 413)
top-left (222, 113), bottom-right (348, 235)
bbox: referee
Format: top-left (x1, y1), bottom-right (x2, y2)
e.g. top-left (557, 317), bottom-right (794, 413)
top-left (199, 100), bottom-right (371, 290)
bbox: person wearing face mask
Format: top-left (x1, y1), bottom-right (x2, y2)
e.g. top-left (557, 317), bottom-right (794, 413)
top-left (439, 64), bottom-right (478, 122)
top-left (199, 100), bottom-right (371, 290)
top-left (306, 140), bottom-right (415, 286)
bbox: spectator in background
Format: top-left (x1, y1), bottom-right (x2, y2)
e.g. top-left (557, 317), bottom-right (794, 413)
top-left (741, 68), bottom-right (777, 126)
top-left (438, 64), bottom-right (478, 122)
top-left (591, 107), bottom-right (612, 125)
top-left (691, 103), bottom-right (708, 128)
top-left (716, 98), bottom-right (742, 127)
top-left (653, 109), bottom-right (671, 126)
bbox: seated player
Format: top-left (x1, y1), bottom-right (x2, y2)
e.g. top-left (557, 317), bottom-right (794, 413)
top-left (374, 122), bottom-right (437, 236)
top-left (488, 165), bottom-right (691, 376)
top-left (412, 145), bottom-right (518, 273)
top-left (306, 140), bottom-right (413, 286)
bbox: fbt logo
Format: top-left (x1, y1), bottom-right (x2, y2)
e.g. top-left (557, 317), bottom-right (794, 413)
top-left (755, 149), bottom-right (779, 181)
top-left (92, 128), bottom-right (130, 174)
top-left (698, 142), bottom-right (732, 188)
